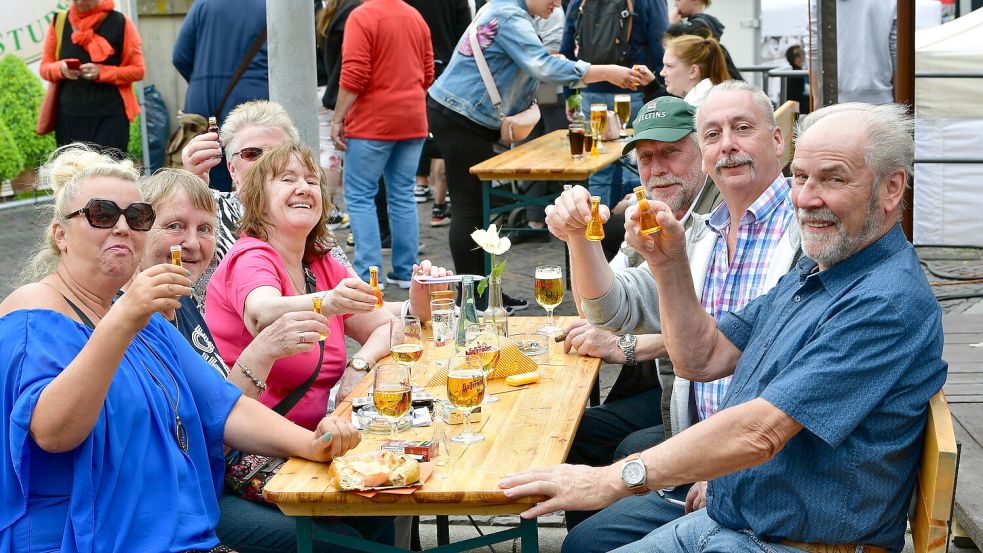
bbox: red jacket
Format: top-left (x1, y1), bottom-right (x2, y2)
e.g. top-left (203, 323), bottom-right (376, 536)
top-left (340, 0), bottom-right (434, 140)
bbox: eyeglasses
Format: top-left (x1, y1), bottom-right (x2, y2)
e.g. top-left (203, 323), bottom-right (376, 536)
top-left (66, 198), bottom-right (156, 231)
top-left (232, 147), bottom-right (265, 161)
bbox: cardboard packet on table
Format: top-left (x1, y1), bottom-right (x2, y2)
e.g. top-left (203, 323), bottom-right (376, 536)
top-left (381, 440), bottom-right (438, 462)
top-left (441, 406), bottom-right (482, 425)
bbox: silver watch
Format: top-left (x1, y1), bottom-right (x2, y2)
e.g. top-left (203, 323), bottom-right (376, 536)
top-left (618, 333), bottom-right (637, 366)
top-left (621, 453), bottom-right (650, 495)
top-left (347, 357), bottom-right (370, 372)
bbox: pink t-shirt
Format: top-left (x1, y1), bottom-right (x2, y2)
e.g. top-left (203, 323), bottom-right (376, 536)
top-left (205, 236), bottom-right (350, 430)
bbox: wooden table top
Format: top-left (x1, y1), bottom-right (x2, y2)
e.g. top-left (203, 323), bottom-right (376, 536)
top-left (263, 316), bottom-right (600, 517)
top-left (469, 129), bottom-right (632, 182)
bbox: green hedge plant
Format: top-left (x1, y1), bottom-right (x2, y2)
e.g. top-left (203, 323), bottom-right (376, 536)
top-left (0, 55), bottom-right (56, 171)
top-left (0, 121), bottom-right (26, 183)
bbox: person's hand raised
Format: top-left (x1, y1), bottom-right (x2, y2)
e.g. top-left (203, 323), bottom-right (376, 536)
top-left (623, 199), bottom-right (686, 269)
top-left (321, 277), bottom-right (379, 316)
top-left (545, 185), bottom-right (606, 242)
top-left (181, 132), bottom-right (222, 182)
top-left (112, 264), bottom-right (192, 331)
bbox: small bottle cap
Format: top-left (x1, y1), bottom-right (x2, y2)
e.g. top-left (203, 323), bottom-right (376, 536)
top-left (170, 245), bottom-right (181, 253)
top-left (369, 266), bottom-right (379, 273)
top-left (590, 196), bottom-right (601, 203)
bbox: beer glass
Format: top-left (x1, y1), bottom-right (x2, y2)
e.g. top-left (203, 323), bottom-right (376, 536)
top-left (391, 315), bottom-right (424, 390)
top-left (464, 323), bottom-right (500, 404)
top-left (430, 298), bottom-right (456, 368)
top-left (373, 363), bottom-right (412, 440)
top-left (568, 121), bottom-right (586, 160)
top-left (584, 131), bottom-right (596, 158)
top-left (535, 265), bottom-right (564, 333)
top-left (446, 354), bottom-right (486, 444)
top-left (590, 103), bottom-right (607, 153)
top-left (614, 94), bottom-right (631, 137)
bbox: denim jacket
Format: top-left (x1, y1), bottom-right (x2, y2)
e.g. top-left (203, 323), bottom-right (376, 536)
top-left (428, 0), bottom-right (590, 129)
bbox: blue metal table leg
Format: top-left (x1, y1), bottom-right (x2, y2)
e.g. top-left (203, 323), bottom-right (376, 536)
top-left (519, 517), bottom-right (540, 552)
top-left (296, 517), bottom-right (314, 553)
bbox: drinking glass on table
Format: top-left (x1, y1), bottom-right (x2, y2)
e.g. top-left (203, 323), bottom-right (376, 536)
top-left (614, 94), bottom-right (631, 137)
top-left (535, 265), bottom-right (564, 333)
top-left (430, 298), bottom-right (457, 368)
top-left (464, 323), bottom-right (500, 404)
top-left (391, 315), bottom-right (424, 390)
top-left (373, 363), bottom-right (412, 440)
top-left (446, 354), bottom-right (486, 444)
top-left (568, 121), bottom-right (586, 160)
top-left (590, 103), bottom-right (607, 153)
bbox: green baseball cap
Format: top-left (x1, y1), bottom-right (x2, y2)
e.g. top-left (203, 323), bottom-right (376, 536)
top-left (622, 96), bottom-right (697, 156)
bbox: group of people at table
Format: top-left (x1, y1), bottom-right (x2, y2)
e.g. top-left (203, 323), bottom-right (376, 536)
top-left (0, 76), bottom-right (946, 553)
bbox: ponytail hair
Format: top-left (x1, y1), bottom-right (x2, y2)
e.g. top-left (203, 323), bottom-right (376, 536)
top-left (665, 35), bottom-right (731, 85)
top-left (20, 144), bottom-right (139, 284)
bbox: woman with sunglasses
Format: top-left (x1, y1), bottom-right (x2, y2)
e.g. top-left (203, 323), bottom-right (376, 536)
top-left (0, 145), bottom-right (361, 553)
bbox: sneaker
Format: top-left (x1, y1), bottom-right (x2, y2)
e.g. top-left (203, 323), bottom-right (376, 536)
top-left (502, 293), bottom-right (529, 311)
top-left (326, 209), bottom-right (349, 230)
top-left (431, 203), bottom-right (451, 227)
top-left (386, 272), bottom-right (413, 290)
top-left (414, 185), bottom-right (432, 203)
top-left (345, 233), bottom-right (355, 250)
top-left (380, 236), bottom-right (426, 254)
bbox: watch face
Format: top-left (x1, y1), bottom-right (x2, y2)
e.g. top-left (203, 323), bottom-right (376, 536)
top-left (352, 358), bottom-right (368, 371)
top-left (619, 334), bottom-right (635, 347)
top-left (622, 460), bottom-right (646, 486)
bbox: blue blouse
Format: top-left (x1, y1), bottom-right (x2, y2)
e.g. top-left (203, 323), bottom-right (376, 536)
top-left (0, 309), bottom-right (242, 553)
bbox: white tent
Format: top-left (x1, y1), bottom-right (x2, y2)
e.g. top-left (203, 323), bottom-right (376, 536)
top-left (914, 8), bottom-right (983, 246)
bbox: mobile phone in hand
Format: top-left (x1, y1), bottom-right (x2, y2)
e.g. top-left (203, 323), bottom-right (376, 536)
top-left (64, 59), bottom-right (81, 70)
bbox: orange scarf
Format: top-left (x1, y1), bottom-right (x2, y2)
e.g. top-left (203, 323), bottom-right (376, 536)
top-left (68, 0), bottom-right (117, 63)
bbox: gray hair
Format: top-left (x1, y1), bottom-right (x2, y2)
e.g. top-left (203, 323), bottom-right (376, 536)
top-left (220, 100), bottom-right (300, 158)
top-left (795, 102), bottom-right (913, 194)
top-left (695, 80), bottom-right (777, 134)
top-left (21, 145), bottom-right (140, 283)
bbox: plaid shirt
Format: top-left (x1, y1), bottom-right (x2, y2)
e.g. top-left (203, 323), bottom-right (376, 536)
top-left (695, 175), bottom-right (795, 420)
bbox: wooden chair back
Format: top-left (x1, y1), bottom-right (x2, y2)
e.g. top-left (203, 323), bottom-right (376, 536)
top-left (910, 391), bottom-right (959, 553)
top-left (774, 100), bottom-right (799, 173)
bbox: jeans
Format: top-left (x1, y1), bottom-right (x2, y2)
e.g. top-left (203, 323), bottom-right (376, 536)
top-left (343, 138), bottom-right (425, 281)
top-left (609, 509), bottom-right (808, 553)
top-left (581, 91), bottom-right (644, 205)
top-left (216, 491), bottom-right (395, 553)
top-left (562, 486), bottom-right (691, 553)
top-left (564, 385), bottom-right (665, 528)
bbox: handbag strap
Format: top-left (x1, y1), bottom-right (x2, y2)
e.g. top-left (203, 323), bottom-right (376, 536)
top-left (468, 15), bottom-right (505, 117)
top-left (214, 28), bottom-right (268, 119)
top-left (270, 261), bottom-right (324, 417)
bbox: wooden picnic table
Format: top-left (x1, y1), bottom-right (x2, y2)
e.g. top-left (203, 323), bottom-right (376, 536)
top-left (263, 316), bottom-right (601, 553)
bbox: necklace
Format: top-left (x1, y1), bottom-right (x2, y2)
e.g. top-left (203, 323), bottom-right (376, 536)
top-left (287, 265), bottom-right (309, 295)
top-left (136, 334), bottom-right (190, 454)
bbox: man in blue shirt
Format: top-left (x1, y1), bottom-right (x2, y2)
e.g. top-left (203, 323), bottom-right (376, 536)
top-left (500, 102), bottom-right (946, 552)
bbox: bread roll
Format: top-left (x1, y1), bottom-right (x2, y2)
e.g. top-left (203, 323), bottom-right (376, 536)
top-left (327, 451), bottom-right (422, 490)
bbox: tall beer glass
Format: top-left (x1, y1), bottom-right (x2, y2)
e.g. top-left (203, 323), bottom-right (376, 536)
top-left (535, 265), bottom-right (564, 333)
top-left (614, 94), bottom-right (631, 137)
top-left (430, 298), bottom-right (456, 368)
top-left (447, 355), bottom-right (486, 444)
top-left (590, 103), bottom-right (607, 153)
top-left (391, 315), bottom-right (424, 390)
top-left (373, 363), bottom-right (412, 440)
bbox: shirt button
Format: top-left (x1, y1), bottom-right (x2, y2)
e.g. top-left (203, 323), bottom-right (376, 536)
top-left (793, 295), bottom-right (801, 302)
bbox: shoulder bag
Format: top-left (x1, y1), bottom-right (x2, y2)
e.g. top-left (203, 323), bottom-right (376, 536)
top-left (469, 22), bottom-right (540, 145)
top-left (224, 263), bottom-right (325, 504)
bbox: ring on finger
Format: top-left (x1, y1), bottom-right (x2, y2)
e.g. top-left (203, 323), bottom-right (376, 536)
top-left (297, 331), bottom-right (305, 343)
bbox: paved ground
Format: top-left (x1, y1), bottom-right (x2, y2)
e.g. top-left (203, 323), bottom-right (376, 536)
top-left (1, 197), bottom-right (981, 552)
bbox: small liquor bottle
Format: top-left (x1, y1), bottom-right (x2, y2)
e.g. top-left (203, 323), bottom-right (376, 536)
top-left (170, 244), bottom-right (182, 267)
top-left (585, 196), bottom-right (605, 241)
top-left (368, 266), bottom-right (384, 308)
top-left (207, 116), bottom-right (219, 135)
top-left (635, 186), bottom-right (661, 235)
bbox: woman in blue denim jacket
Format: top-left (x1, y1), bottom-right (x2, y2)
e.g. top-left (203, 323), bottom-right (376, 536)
top-left (427, 0), bottom-right (640, 310)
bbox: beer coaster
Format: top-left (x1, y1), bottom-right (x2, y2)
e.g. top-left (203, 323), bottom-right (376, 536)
top-left (424, 338), bottom-right (537, 387)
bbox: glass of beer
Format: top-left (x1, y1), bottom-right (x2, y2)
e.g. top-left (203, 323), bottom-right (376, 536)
top-left (568, 121), bottom-right (586, 160)
top-left (391, 315), bottom-right (425, 390)
top-left (373, 363), bottom-right (412, 440)
top-left (584, 130), bottom-right (596, 158)
top-left (590, 103), bottom-right (607, 152)
top-left (430, 298), bottom-right (456, 368)
top-left (614, 94), bottom-right (631, 137)
top-left (446, 354), bottom-right (486, 444)
top-left (535, 265), bottom-right (564, 333)
top-left (464, 323), bottom-right (500, 404)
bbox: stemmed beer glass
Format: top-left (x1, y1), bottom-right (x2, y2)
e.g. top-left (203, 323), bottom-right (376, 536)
top-left (534, 265), bottom-right (564, 333)
top-left (464, 323), bottom-right (501, 404)
top-left (446, 354), bottom-right (486, 444)
top-left (373, 363), bottom-right (412, 440)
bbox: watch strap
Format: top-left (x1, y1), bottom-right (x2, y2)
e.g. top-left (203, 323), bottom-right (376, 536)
top-left (623, 453), bottom-right (650, 496)
top-left (620, 334), bottom-right (637, 366)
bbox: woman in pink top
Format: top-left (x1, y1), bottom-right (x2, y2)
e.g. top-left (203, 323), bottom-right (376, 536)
top-left (206, 143), bottom-right (392, 430)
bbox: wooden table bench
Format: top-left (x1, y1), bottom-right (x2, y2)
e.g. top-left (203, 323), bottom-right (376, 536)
top-left (263, 316), bottom-right (601, 553)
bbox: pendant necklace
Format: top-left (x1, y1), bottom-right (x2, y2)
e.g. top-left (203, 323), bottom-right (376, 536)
top-left (137, 334), bottom-right (190, 454)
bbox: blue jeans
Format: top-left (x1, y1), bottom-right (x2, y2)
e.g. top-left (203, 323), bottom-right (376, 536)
top-left (609, 509), bottom-right (808, 553)
top-left (562, 486), bottom-right (691, 553)
top-left (216, 491), bottom-right (395, 553)
top-left (343, 138), bottom-right (425, 281)
top-left (581, 91), bottom-right (644, 206)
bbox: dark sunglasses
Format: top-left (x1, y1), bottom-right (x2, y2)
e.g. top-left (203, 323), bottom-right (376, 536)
top-left (66, 198), bottom-right (156, 231)
top-left (232, 147), bottom-right (265, 161)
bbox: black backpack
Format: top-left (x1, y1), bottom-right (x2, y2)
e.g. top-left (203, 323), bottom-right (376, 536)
top-left (574, 0), bottom-right (635, 66)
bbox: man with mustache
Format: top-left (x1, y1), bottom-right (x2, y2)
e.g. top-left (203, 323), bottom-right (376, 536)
top-left (546, 82), bottom-right (801, 551)
top-left (503, 102), bottom-right (945, 553)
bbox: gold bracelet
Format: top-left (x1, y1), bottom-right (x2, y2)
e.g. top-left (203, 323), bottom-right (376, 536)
top-left (235, 360), bottom-right (267, 391)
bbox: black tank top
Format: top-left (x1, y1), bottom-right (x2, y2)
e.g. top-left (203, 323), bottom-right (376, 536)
top-left (57, 10), bottom-right (126, 117)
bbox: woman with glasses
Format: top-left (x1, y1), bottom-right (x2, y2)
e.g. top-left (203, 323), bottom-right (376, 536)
top-left (0, 145), bottom-right (361, 552)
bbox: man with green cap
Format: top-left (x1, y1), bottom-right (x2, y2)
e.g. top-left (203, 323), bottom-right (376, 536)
top-left (541, 82), bottom-right (801, 551)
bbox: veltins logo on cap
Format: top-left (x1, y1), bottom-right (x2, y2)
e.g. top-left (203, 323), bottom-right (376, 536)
top-left (622, 97), bottom-right (697, 156)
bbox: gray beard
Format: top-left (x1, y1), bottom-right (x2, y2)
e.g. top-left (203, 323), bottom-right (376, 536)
top-left (798, 191), bottom-right (883, 268)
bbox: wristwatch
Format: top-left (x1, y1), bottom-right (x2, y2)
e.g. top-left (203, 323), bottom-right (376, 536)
top-left (346, 357), bottom-right (371, 372)
top-left (621, 453), bottom-right (650, 495)
top-left (618, 333), bottom-right (637, 366)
